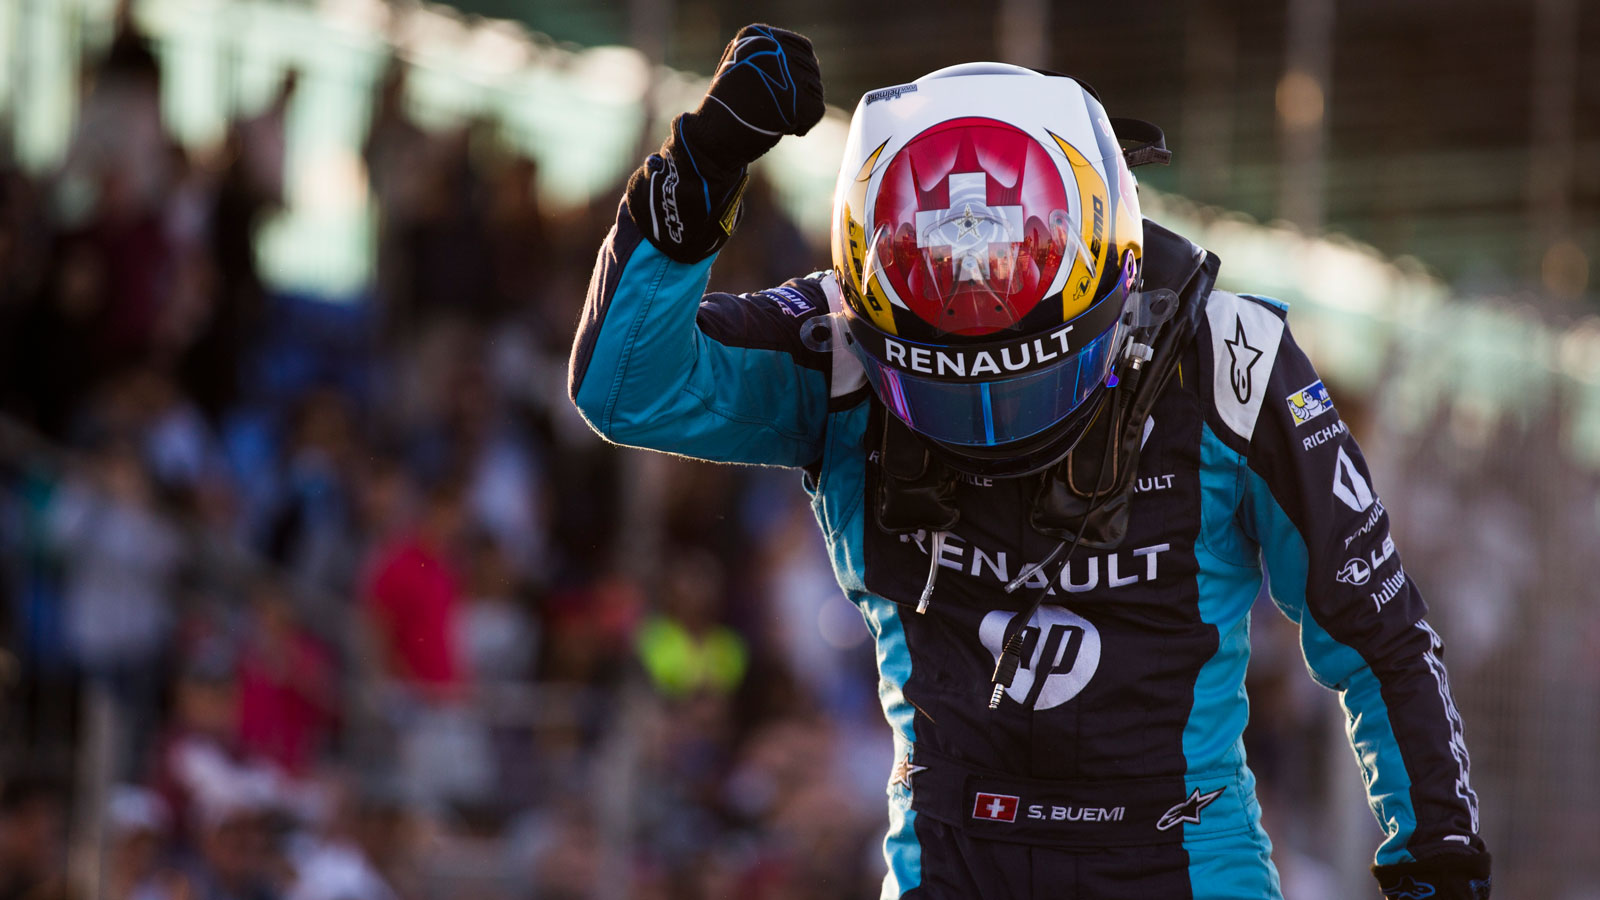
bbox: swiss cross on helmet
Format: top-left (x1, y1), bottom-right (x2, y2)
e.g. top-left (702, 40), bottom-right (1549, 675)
top-left (831, 63), bottom-right (1151, 473)
top-left (873, 116), bottom-right (1073, 335)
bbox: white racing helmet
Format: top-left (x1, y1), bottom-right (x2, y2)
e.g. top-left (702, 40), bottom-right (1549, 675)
top-left (830, 63), bottom-right (1150, 474)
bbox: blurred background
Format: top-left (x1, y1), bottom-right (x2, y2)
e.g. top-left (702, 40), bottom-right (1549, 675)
top-left (0, 0), bottom-right (1596, 898)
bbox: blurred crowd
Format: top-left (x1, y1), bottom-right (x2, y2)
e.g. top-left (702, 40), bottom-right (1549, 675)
top-left (0, 13), bottom-right (890, 900)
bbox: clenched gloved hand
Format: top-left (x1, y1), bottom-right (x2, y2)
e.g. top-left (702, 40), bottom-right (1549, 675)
top-left (626, 24), bottom-right (825, 262)
top-left (683, 24), bottom-right (826, 172)
top-left (1374, 853), bottom-right (1491, 899)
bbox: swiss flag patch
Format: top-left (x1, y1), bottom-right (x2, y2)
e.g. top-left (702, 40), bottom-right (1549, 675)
top-left (972, 792), bottom-right (1020, 823)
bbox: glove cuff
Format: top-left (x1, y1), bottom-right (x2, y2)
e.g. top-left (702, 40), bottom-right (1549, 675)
top-left (1373, 852), bottom-right (1491, 899)
top-left (623, 115), bottom-right (751, 264)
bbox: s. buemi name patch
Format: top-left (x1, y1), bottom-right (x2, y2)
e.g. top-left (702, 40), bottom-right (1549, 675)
top-left (1286, 379), bottom-right (1334, 427)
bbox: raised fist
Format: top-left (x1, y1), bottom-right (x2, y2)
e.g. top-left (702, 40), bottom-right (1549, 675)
top-left (625, 25), bottom-right (824, 262)
top-left (683, 24), bottom-right (825, 172)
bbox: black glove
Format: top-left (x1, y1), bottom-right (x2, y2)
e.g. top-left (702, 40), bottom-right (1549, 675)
top-left (1373, 853), bottom-right (1491, 899)
top-left (626, 24), bottom-right (824, 263)
top-left (681, 24), bottom-right (825, 172)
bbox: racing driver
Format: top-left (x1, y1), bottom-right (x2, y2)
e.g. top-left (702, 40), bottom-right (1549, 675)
top-left (568, 24), bottom-right (1491, 900)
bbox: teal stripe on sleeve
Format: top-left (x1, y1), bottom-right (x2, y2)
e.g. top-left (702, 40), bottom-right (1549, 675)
top-left (868, 594), bottom-right (921, 899)
top-left (573, 244), bottom-right (705, 430)
top-left (1188, 426), bottom-right (1283, 900)
top-left (812, 404), bottom-right (921, 898)
top-left (574, 239), bottom-right (828, 466)
top-left (1239, 443), bottom-right (1418, 866)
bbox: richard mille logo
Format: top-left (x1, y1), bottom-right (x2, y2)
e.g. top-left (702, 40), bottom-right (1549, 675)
top-left (1224, 317), bottom-right (1263, 403)
top-left (658, 154), bottom-right (683, 243)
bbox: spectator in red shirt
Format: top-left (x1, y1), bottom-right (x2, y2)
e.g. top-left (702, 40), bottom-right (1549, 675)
top-left (362, 478), bottom-right (468, 697)
top-left (236, 579), bottom-right (337, 775)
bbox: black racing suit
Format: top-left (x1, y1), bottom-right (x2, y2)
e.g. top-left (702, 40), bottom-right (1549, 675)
top-left (568, 190), bottom-right (1489, 898)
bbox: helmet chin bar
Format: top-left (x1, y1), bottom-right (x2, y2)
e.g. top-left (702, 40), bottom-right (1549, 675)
top-left (909, 285), bottom-right (1177, 480)
top-left (921, 379), bottom-right (1116, 479)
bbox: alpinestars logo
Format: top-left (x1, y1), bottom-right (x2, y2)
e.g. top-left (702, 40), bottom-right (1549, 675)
top-left (889, 755), bottom-right (926, 792)
top-left (1419, 621), bottom-right (1480, 833)
top-left (655, 154), bottom-right (684, 244)
top-left (1155, 787), bottom-right (1225, 831)
top-left (1224, 317), bottom-right (1263, 403)
top-left (979, 607), bottom-right (1101, 710)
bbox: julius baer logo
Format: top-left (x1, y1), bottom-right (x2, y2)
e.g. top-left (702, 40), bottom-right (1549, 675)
top-left (1332, 446), bottom-right (1405, 612)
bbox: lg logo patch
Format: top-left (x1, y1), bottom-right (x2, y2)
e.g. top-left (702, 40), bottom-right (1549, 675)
top-left (1335, 558), bottom-right (1371, 586)
top-left (979, 606), bottom-right (1101, 710)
